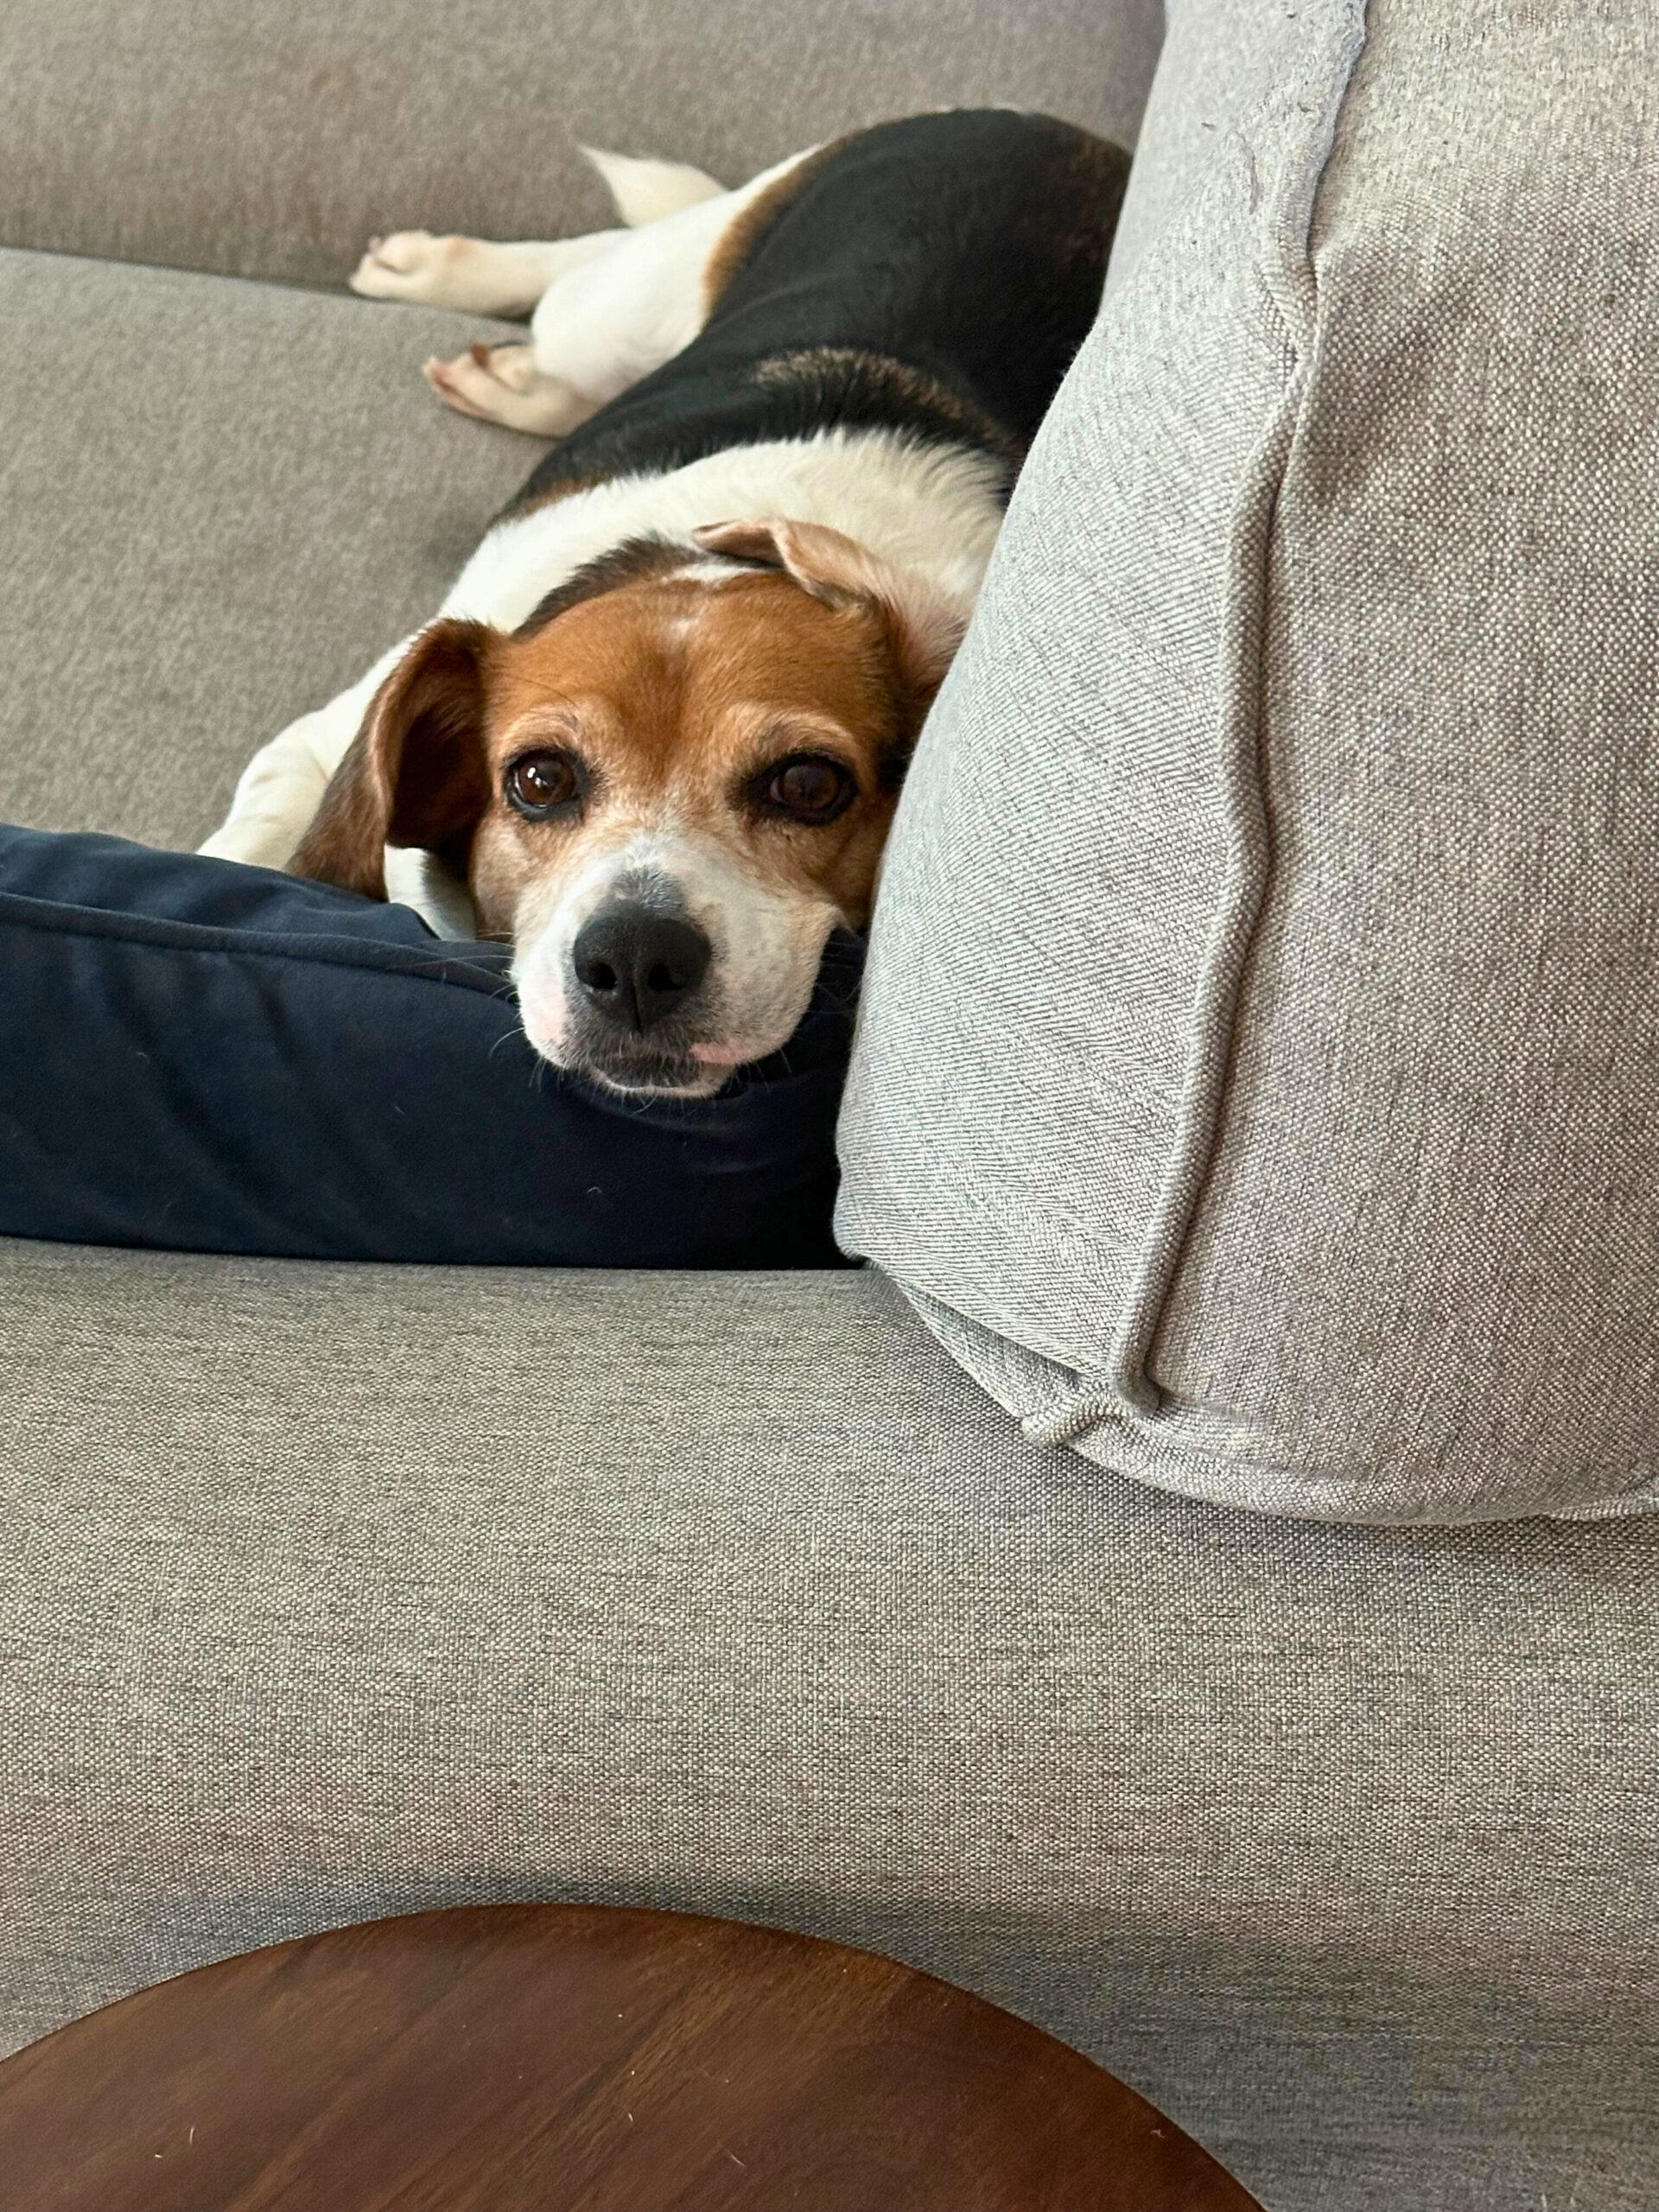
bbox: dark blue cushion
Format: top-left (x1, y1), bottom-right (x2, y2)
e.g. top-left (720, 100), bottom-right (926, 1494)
top-left (0, 826), bottom-right (860, 1268)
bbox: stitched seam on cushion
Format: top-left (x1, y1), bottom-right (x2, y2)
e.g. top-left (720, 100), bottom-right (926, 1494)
top-left (0, 888), bottom-right (512, 994)
top-left (1073, 1427), bottom-right (1659, 1526)
top-left (907, 1276), bottom-right (1659, 1523)
top-left (1101, 388), bottom-right (1294, 1417)
top-left (1096, 0), bottom-right (1371, 1421)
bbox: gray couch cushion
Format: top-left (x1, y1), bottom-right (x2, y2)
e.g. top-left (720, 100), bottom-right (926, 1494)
top-left (0, 249), bottom-right (529, 850)
top-left (838, 0), bottom-right (1659, 1524)
top-left (2, 1233), bottom-right (1656, 2211)
top-left (0, 0), bottom-right (1164, 289)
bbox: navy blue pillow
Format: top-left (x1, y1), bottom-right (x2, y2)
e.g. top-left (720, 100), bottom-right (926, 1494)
top-left (0, 826), bottom-right (860, 1267)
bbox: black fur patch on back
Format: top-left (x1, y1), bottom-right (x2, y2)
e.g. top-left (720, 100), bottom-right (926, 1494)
top-left (500, 111), bottom-right (1129, 524)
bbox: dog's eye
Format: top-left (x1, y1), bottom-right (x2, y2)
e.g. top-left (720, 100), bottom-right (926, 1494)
top-left (505, 749), bottom-right (582, 818)
top-left (761, 753), bottom-right (856, 825)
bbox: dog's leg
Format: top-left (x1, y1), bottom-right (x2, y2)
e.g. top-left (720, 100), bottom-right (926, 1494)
top-left (421, 340), bottom-right (601, 437)
top-left (198, 652), bottom-right (404, 871)
top-left (202, 675), bottom-right (479, 933)
top-left (350, 229), bottom-right (622, 317)
top-left (421, 148), bottom-right (815, 435)
top-left (348, 153), bottom-right (727, 315)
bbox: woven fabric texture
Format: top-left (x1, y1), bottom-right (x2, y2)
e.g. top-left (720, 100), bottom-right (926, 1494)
top-left (837, 0), bottom-right (1659, 1523)
top-left (3, 1233), bottom-right (1656, 2211)
top-left (0, 0), bottom-right (1164, 289)
top-left (0, 250), bottom-right (530, 852)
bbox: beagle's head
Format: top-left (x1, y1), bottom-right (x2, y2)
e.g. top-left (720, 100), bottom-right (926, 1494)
top-left (291, 520), bottom-right (966, 1096)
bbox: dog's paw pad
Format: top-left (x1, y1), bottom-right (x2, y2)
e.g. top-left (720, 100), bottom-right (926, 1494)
top-left (421, 343), bottom-right (580, 434)
top-left (480, 342), bottom-right (539, 392)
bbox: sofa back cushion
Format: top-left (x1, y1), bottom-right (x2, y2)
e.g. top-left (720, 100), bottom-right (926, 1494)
top-left (837, 0), bottom-right (1659, 1523)
top-left (0, 0), bottom-right (1164, 289)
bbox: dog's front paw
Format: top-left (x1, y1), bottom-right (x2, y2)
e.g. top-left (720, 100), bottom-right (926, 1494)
top-left (350, 231), bottom-right (461, 302)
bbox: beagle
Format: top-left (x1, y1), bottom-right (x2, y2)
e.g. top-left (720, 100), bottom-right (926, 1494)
top-left (202, 111), bottom-right (1128, 1096)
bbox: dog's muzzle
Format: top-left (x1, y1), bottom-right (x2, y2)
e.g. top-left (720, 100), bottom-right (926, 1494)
top-left (513, 848), bottom-right (833, 1097)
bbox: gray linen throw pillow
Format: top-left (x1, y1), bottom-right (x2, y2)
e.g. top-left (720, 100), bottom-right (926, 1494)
top-left (837, 0), bottom-right (1659, 1524)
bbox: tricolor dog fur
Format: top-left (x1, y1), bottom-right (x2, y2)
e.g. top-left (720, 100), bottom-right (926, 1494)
top-left (203, 111), bottom-right (1128, 1096)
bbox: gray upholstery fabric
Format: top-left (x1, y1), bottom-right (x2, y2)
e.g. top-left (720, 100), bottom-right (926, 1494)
top-left (3, 1233), bottom-right (1656, 2212)
top-left (4, 9), bottom-right (1655, 2210)
top-left (0, 250), bottom-right (529, 850)
top-left (838, 0), bottom-right (1659, 1524)
top-left (0, 0), bottom-right (1164, 290)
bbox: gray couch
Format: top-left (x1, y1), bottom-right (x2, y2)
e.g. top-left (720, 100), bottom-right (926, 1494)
top-left (2, 4), bottom-right (1655, 2209)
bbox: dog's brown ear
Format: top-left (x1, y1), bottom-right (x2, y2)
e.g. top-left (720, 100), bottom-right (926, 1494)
top-left (291, 620), bottom-right (496, 899)
top-left (693, 518), bottom-right (969, 731)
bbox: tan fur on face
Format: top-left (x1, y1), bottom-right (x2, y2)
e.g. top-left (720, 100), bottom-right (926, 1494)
top-left (292, 524), bottom-right (966, 1080)
top-left (466, 559), bottom-right (912, 938)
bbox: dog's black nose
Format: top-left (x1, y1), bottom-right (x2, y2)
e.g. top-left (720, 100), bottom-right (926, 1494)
top-left (571, 904), bottom-right (712, 1032)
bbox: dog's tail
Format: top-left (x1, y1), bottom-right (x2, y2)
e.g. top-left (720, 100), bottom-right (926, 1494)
top-left (579, 147), bottom-right (728, 226)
